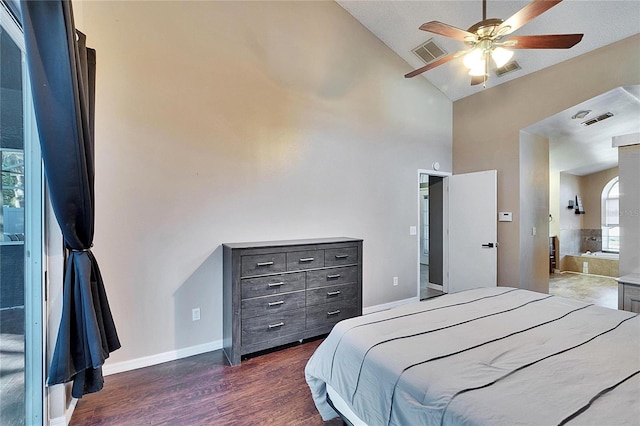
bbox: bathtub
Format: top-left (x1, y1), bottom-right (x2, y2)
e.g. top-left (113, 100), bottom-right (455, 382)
top-left (581, 251), bottom-right (619, 260)
top-left (562, 253), bottom-right (619, 277)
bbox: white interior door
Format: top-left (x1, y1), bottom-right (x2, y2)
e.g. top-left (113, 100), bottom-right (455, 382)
top-left (447, 170), bottom-right (497, 293)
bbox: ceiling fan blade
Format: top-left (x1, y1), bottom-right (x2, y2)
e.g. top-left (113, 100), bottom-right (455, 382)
top-left (419, 21), bottom-right (476, 41)
top-left (497, 0), bottom-right (563, 35)
top-left (405, 52), bottom-right (457, 78)
top-left (507, 34), bottom-right (583, 49)
top-left (470, 75), bottom-right (485, 86)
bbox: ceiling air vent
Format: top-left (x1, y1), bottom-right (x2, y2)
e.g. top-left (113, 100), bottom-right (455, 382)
top-left (581, 112), bottom-right (614, 126)
top-left (495, 60), bottom-right (521, 77)
top-left (412, 39), bottom-right (446, 64)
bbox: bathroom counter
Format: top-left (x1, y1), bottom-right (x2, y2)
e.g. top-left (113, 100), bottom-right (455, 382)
top-left (617, 273), bottom-right (640, 313)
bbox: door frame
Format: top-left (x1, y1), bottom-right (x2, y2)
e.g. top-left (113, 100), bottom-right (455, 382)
top-left (417, 169), bottom-right (451, 299)
top-left (0, 4), bottom-right (46, 423)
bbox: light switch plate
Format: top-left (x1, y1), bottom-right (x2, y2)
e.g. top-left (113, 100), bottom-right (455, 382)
top-left (409, 226), bottom-right (417, 235)
top-left (499, 212), bottom-right (513, 222)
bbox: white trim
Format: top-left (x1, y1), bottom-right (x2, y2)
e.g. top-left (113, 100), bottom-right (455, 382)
top-left (416, 169), bottom-right (451, 300)
top-left (49, 398), bottom-right (77, 426)
top-left (24, 46), bottom-right (46, 426)
top-left (612, 132), bottom-right (640, 147)
top-left (0, 3), bottom-right (24, 49)
top-left (362, 296), bottom-right (419, 315)
top-left (102, 340), bottom-right (223, 376)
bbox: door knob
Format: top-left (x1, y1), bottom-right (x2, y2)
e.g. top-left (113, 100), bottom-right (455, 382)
top-left (481, 243), bottom-right (494, 248)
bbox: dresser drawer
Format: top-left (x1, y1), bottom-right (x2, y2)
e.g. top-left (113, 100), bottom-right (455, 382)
top-left (306, 282), bottom-right (359, 307)
top-left (241, 272), bottom-right (305, 299)
top-left (286, 250), bottom-right (324, 271)
top-left (306, 303), bottom-right (359, 329)
top-left (307, 266), bottom-right (358, 289)
top-left (241, 291), bottom-right (306, 319)
top-left (241, 253), bottom-right (286, 277)
top-left (324, 247), bottom-right (358, 267)
top-left (242, 308), bottom-right (305, 346)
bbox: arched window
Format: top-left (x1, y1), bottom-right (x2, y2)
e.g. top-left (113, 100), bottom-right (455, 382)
top-left (601, 176), bottom-right (619, 252)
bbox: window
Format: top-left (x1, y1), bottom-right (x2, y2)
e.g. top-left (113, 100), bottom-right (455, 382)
top-left (601, 176), bottom-right (619, 252)
top-left (2, 149), bottom-right (25, 241)
top-left (0, 3), bottom-right (44, 424)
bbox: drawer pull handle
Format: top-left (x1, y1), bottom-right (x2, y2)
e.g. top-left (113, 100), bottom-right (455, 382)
top-left (268, 282), bottom-right (284, 287)
top-left (268, 322), bottom-right (285, 329)
top-left (268, 301), bottom-right (284, 307)
top-left (335, 254), bottom-right (349, 259)
top-left (327, 291), bottom-right (341, 296)
top-left (299, 257), bottom-right (315, 262)
top-left (327, 310), bottom-right (341, 316)
top-left (257, 261), bottom-right (274, 267)
top-left (327, 274), bottom-right (341, 279)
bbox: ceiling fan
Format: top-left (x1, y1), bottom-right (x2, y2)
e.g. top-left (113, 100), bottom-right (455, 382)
top-left (405, 0), bottom-right (584, 86)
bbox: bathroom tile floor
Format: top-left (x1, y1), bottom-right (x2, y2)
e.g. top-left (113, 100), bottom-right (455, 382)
top-left (549, 272), bottom-right (618, 310)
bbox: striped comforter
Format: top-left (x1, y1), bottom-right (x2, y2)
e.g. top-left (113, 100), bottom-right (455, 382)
top-left (305, 287), bottom-right (640, 425)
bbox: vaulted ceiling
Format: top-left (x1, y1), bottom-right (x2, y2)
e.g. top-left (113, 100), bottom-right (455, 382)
top-left (336, 1), bottom-right (640, 175)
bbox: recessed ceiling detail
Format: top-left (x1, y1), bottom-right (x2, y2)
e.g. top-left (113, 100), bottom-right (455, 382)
top-left (412, 39), bottom-right (447, 64)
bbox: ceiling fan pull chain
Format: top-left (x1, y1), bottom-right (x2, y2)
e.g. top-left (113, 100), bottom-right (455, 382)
top-left (483, 54), bottom-right (488, 88)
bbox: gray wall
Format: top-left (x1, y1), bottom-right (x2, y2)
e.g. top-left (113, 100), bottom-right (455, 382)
top-left (453, 34), bottom-right (640, 289)
top-left (77, 1), bottom-right (453, 365)
top-left (619, 144), bottom-right (640, 275)
top-left (582, 167), bottom-right (619, 229)
top-left (519, 132), bottom-right (549, 292)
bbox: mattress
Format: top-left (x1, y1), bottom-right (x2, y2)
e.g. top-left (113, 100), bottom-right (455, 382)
top-left (305, 287), bottom-right (640, 425)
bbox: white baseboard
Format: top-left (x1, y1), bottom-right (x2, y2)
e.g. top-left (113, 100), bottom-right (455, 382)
top-left (102, 340), bottom-right (223, 376)
top-left (49, 398), bottom-right (77, 426)
top-left (363, 296), bottom-right (419, 315)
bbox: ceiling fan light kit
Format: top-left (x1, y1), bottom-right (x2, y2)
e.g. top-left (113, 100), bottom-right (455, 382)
top-left (405, 0), bottom-right (584, 87)
top-left (489, 47), bottom-right (514, 68)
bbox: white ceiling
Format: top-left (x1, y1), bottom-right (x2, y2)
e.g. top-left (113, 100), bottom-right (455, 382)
top-left (336, 0), bottom-right (640, 175)
top-left (336, 0), bottom-right (640, 102)
top-left (525, 85), bottom-right (640, 176)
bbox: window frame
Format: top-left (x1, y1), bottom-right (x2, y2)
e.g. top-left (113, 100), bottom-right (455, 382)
top-left (0, 2), bottom-right (45, 424)
top-left (601, 176), bottom-right (619, 253)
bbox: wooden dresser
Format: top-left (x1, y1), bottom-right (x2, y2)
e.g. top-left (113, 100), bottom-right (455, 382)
top-left (222, 237), bottom-right (363, 365)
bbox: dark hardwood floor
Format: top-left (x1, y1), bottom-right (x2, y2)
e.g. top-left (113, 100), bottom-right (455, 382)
top-left (71, 338), bottom-right (343, 425)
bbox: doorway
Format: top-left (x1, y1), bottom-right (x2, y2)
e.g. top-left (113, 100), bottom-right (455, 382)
top-left (417, 170), bottom-right (448, 300)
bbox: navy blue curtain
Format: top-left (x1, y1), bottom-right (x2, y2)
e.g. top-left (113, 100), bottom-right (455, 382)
top-left (20, 0), bottom-right (120, 397)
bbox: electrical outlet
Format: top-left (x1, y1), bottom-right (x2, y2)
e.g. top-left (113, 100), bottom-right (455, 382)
top-left (393, 277), bottom-right (399, 286)
top-left (192, 308), bottom-right (201, 321)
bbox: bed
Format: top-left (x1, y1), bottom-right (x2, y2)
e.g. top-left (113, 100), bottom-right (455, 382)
top-left (305, 287), bottom-right (640, 425)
